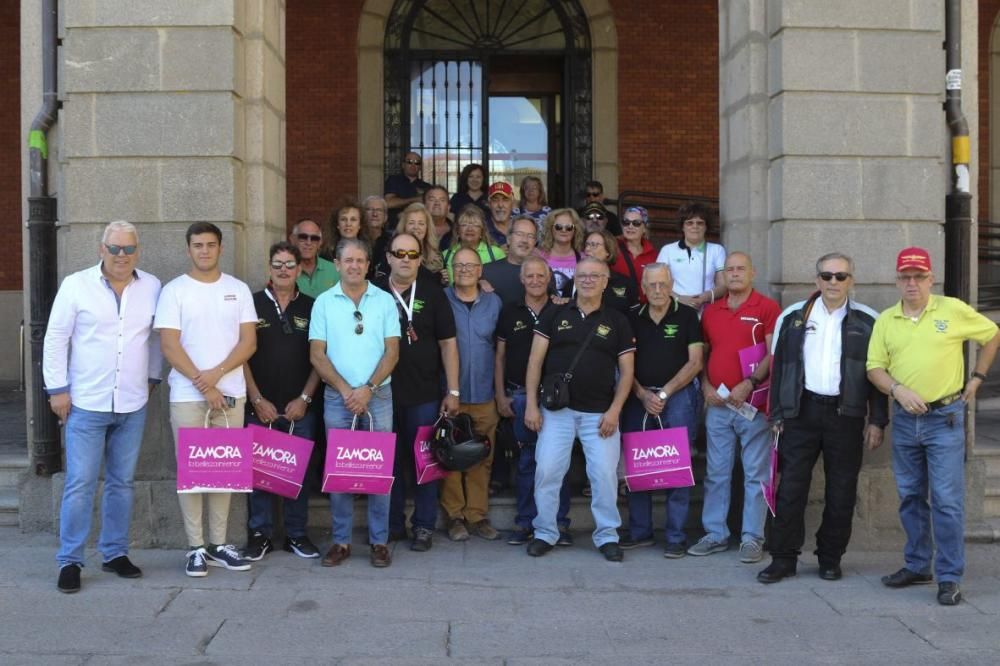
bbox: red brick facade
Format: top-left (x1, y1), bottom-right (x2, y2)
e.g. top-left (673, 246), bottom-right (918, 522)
top-left (0, 3), bottom-right (22, 291)
top-left (285, 0), bottom-right (719, 227)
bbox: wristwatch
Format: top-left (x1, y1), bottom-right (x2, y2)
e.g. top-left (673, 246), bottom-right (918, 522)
top-left (973, 372), bottom-right (988, 382)
top-left (656, 390), bottom-right (668, 401)
top-left (448, 389), bottom-right (461, 398)
top-left (748, 376), bottom-right (762, 388)
top-left (365, 382), bottom-right (378, 393)
top-left (299, 393), bottom-right (313, 404)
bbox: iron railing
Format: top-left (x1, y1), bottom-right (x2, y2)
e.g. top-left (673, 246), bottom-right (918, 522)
top-left (978, 219), bottom-right (1000, 310)
top-left (611, 190), bottom-right (721, 247)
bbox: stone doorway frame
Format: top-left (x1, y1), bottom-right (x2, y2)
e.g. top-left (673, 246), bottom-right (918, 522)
top-left (356, 0), bottom-right (618, 201)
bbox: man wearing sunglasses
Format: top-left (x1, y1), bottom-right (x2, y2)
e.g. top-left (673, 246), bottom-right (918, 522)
top-left (309, 238), bottom-right (400, 568)
top-left (866, 247), bottom-right (999, 606)
top-left (290, 218), bottom-right (338, 298)
top-left (385, 150), bottom-right (431, 226)
top-left (375, 233), bottom-right (460, 551)
top-left (241, 242), bottom-right (322, 562)
top-left (759, 253), bottom-right (887, 585)
top-left (578, 180), bottom-right (621, 235)
top-left (44, 221), bottom-right (163, 593)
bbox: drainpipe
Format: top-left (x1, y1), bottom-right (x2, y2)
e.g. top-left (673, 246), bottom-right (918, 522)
top-left (27, 0), bottom-right (61, 475)
top-left (943, 0), bottom-right (971, 303)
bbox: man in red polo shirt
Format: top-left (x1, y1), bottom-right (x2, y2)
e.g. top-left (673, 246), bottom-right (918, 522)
top-left (688, 252), bottom-right (780, 564)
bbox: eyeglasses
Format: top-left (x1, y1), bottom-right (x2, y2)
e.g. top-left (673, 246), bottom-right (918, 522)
top-left (404, 159), bottom-right (422, 165)
top-left (554, 223), bottom-right (575, 232)
top-left (818, 271), bottom-right (852, 282)
top-left (105, 244), bottom-right (138, 256)
top-left (389, 249), bottom-right (421, 260)
top-left (453, 262), bottom-right (481, 273)
top-left (365, 207), bottom-right (385, 215)
top-left (897, 273), bottom-right (931, 283)
top-left (353, 310), bottom-right (364, 335)
top-left (458, 223), bottom-right (482, 230)
top-left (509, 230), bottom-right (535, 239)
top-left (576, 273), bottom-right (607, 283)
top-left (296, 233), bottom-right (322, 243)
top-left (584, 240), bottom-right (604, 249)
top-left (621, 219), bottom-right (643, 228)
top-left (270, 260), bottom-right (298, 270)
top-left (683, 218), bottom-right (707, 226)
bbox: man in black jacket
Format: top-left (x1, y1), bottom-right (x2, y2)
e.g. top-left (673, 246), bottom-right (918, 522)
top-left (757, 252), bottom-right (888, 584)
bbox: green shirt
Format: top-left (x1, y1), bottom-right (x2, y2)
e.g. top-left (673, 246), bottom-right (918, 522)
top-left (296, 256), bottom-right (339, 299)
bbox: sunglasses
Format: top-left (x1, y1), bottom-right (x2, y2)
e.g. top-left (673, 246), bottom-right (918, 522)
top-left (389, 249), bottom-right (421, 260)
top-left (279, 316), bottom-right (293, 335)
top-left (819, 271), bottom-right (852, 282)
top-left (586, 214), bottom-right (605, 221)
top-left (621, 219), bottom-right (643, 228)
top-left (105, 244), bottom-right (138, 256)
top-left (586, 191), bottom-right (602, 197)
top-left (270, 259), bottom-right (298, 270)
top-left (296, 233), bottom-right (322, 243)
top-left (554, 224), bottom-right (575, 232)
top-left (353, 310), bottom-right (364, 335)
top-left (404, 159), bottom-right (422, 165)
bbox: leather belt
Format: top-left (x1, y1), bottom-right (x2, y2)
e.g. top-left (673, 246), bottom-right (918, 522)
top-left (927, 392), bottom-right (962, 411)
top-left (803, 390), bottom-right (839, 405)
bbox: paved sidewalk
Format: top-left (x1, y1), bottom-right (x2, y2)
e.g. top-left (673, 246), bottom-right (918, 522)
top-left (1, 527), bottom-right (998, 664)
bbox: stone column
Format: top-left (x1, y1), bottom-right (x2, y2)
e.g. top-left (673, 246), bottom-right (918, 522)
top-left (21, 0), bottom-right (286, 546)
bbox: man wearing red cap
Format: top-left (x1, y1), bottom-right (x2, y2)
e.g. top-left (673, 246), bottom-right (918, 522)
top-left (867, 246), bottom-right (1000, 606)
top-left (486, 182), bottom-right (515, 248)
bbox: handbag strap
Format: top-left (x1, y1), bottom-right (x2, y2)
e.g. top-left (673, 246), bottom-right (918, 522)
top-left (564, 314), bottom-right (603, 381)
top-left (618, 239), bottom-right (640, 288)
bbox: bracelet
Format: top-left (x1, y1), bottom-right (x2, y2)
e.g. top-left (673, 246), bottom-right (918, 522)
top-left (973, 371), bottom-right (988, 382)
top-left (252, 395), bottom-right (263, 405)
top-left (889, 382), bottom-right (900, 399)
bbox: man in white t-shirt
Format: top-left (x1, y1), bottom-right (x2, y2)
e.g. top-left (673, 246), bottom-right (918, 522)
top-left (154, 222), bottom-right (258, 577)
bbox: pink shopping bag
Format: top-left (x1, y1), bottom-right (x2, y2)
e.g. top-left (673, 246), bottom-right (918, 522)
top-left (176, 409), bottom-right (253, 493)
top-left (249, 422), bottom-right (315, 500)
top-left (414, 423), bottom-right (449, 485)
top-left (738, 322), bottom-right (770, 410)
top-left (322, 411), bottom-right (396, 495)
top-left (622, 416), bottom-right (695, 492)
top-left (761, 430), bottom-right (780, 517)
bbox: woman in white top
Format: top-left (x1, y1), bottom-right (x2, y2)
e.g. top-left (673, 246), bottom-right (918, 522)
top-left (655, 202), bottom-right (726, 310)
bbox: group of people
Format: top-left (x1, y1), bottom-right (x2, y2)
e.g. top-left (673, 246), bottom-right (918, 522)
top-left (43, 155), bottom-right (1000, 609)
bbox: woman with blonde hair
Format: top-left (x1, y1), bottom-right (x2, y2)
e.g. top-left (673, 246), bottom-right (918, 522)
top-left (441, 205), bottom-right (506, 282)
top-left (537, 207), bottom-right (583, 296)
top-left (396, 202), bottom-right (448, 285)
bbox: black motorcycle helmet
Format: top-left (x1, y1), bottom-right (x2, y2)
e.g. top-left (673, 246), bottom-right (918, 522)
top-left (431, 413), bottom-right (491, 471)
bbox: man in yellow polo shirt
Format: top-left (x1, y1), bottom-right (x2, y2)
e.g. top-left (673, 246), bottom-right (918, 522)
top-left (867, 247), bottom-right (999, 606)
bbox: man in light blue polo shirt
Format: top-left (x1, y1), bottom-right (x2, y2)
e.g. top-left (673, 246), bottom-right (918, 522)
top-left (309, 238), bottom-right (400, 568)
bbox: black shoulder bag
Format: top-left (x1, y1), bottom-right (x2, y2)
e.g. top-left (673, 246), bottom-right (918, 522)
top-left (539, 317), bottom-right (602, 411)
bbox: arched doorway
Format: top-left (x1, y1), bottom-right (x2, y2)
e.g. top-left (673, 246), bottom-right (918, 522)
top-left (357, 0), bottom-right (617, 207)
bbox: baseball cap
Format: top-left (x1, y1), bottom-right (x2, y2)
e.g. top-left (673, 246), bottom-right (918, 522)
top-left (488, 182), bottom-right (514, 199)
top-left (582, 202), bottom-right (608, 217)
top-left (896, 247), bottom-right (932, 272)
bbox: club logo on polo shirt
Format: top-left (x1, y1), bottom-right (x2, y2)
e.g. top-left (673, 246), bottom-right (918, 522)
top-left (413, 299), bottom-right (425, 313)
top-left (596, 324), bottom-right (611, 338)
top-left (612, 287), bottom-right (626, 298)
top-left (557, 319), bottom-right (573, 331)
top-left (292, 315), bottom-right (309, 331)
top-left (663, 324), bottom-right (679, 339)
top-left (256, 318), bottom-right (270, 329)
top-left (513, 319), bottom-right (528, 332)
top-left (934, 319), bottom-right (949, 333)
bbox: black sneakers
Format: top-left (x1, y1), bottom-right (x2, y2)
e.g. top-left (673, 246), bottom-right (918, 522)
top-left (881, 567), bottom-right (933, 588)
top-left (599, 542), bottom-right (624, 562)
top-left (526, 538), bottom-right (554, 557)
top-left (204, 544), bottom-right (252, 571)
top-left (244, 531), bottom-right (273, 562)
top-left (101, 555), bottom-right (142, 578)
top-left (57, 563), bottom-right (81, 593)
top-left (937, 582), bottom-right (962, 606)
top-left (284, 535), bottom-right (320, 559)
top-left (185, 548), bottom-right (208, 577)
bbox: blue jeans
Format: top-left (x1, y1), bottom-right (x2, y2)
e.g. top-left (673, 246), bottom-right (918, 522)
top-left (891, 400), bottom-right (966, 583)
top-left (533, 408), bottom-right (621, 547)
top-left (623, 384), bottom-right (698, 544)
top-left (57, 406), bottom-right (147, 567)
top-left (512, 390), bottom-right (569, 530)
top-left (702, 404), bottom-right (770, 544)
top-left (324, 385), bottom-right (393, 545)
top-left (246, 411), bottom-right (316, 539)
top-left (390, 399), bottom-right (441, 532)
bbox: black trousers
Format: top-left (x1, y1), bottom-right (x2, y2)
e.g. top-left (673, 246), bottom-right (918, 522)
top-left (769, 393), bottom-right (865, 565)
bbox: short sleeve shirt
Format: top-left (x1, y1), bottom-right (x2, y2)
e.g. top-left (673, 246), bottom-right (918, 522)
top-left (632, 299), bottom-right (704, 388)
top-left (701, 289), bottom-right (781, 390)
top-left (496, 300), bottom-right (552, 387)
top-left (296, 257), bottom-right (339, 299)
top-left (374, 276), bottom-right (457, 407)
top-left (153, 273), bottom-right (258, 402)
top-left (535, 302), bottom-right (636, 413)
top-left (247, 289), bottom-right (315, 409)
top-left (308, 281), bottom-right (400, 388)
top-left (656, 241), bottom-right (726, 297)
top-left (867, 294), bottom-right (999, 402)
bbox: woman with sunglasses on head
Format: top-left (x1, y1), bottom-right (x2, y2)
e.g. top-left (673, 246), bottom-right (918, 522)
top-left (442, 205), bottom-right (506, 283)
top-left (513, 176), bottom-right (552, 225)
top-left (396, 202), bottom-right (448, 287)
top-left (655, 202), bottom-right (726, 313)
top-left (538, 208), bottom-right (584, 297)
top-left (611, 206), bottom-right (658, 303)
top-left (450, 163), bottom-right (490, 218)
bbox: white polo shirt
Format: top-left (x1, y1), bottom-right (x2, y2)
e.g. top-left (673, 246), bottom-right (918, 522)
top-left (656, 240), bottom-right (726, 297)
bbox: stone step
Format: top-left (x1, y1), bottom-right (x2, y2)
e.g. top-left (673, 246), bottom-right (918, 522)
top-left (976, 447), bottom-right (1000, 478)
top-left (0, 450), bottom-right (28, 489)
top-left (0, 490), bottom-right (18, 527)
top-left (983, 485), bottom-right (1000, 519)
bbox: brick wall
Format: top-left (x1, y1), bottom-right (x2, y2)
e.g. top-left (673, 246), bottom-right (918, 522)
top-left (283, 1), bottom-right (720, 228)
top-left (0, 3), bottom-right (21, 291)
top-left (981, 0), bottom-right (1000, 222)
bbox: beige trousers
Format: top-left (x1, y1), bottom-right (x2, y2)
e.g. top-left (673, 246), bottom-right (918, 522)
top-left (440, 401), bottom-right (499, 523)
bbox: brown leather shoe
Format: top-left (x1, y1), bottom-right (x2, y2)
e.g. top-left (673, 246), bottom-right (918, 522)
top-left (447, 518), bottom-right (470, 542)
top-left (470, 519), bottom-right (500, 541)
top-left (320, 543), bottom-right (351, 567)
top-left (370, 544), bottom-right (392, 568)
